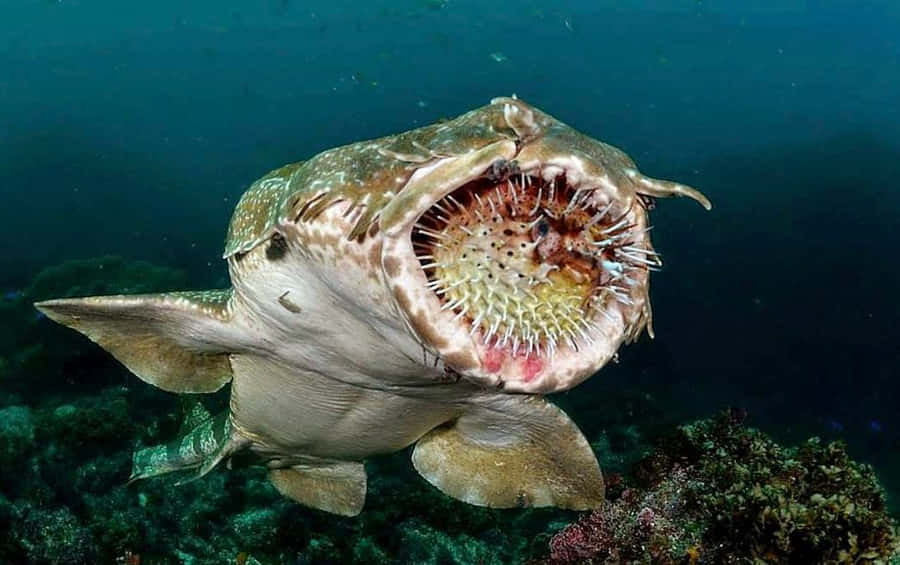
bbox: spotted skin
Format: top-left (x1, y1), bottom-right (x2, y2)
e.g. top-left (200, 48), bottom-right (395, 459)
top-left (35, 97), bottom-right (710, 516)
top-left (130, 411), bottom-right (231, 482)
top-left (166, 289), bottom-right (234, 319)
top-left (223, 98), bottom-right (622, 258)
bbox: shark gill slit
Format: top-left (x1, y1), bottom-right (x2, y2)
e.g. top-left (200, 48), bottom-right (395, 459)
top-left (411, 166), bottom-right (662, 359)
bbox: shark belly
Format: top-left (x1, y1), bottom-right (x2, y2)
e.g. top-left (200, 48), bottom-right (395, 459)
top-left (228, 353), bottom-right (462, 461)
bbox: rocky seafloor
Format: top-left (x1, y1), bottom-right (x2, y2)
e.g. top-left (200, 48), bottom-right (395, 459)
top-left (1, 256), bottom-right (898, 564)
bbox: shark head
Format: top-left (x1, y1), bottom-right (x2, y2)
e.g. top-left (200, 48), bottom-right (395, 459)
top-left (221, 97), bottom-right (709, 394)
top-left (361, 97), bottom-right (709, 393)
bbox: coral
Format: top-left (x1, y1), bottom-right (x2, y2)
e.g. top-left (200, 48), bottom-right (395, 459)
top-left (230, 508), bottom-right (280, 548)
top-left (1, 394), bottom-right (895, 565)
top-left (37, 387), bottom-right (133, 453)
top-left (0, 493), bottom-right (13, 562)
top-left (546, 411), bottom-right (900, 564)
top-left (14, 505), bottom-right (94, 565)
top-left (675, 413), bottom-right (899, 562)
top-left (0, 405), bottom-right (38, 502)
top-left (396, 518), bottom-right (508, 565)
top-left (548, 466), bottom-right (703, 564)
top-left (83, 487), bottom-right (149, 562)
top-left (0, 405), bottom-right (35, 461)
top-left (351, 536), bottom-right (390, 563)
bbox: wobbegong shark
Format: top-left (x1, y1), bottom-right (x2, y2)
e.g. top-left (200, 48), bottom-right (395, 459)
top-left (36, 97), bottom-right (710, 516)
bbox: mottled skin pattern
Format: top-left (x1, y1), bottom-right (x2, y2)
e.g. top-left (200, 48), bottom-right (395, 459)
top-left (226, 98), bottom-right (708, 391)
top-left (226, 97), bottom-right (708, 258)
top-left (225, 98), bottom-right (544, 257)
top-left (36, 97), bottom-right (709, 517)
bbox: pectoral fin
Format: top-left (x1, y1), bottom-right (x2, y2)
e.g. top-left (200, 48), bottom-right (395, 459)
top-left (35, 290), bottom-right (239, 393)
top-left (412, 395), bottom-right (604, 510)
top-left (268, 462), bottom-right (367, 517)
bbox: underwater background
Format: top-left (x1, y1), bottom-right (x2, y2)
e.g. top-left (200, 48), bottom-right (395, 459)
top-left (1, 0), bottom-right (899, 563)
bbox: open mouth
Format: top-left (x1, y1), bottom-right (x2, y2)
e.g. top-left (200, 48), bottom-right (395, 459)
top-left (408, 160), bottom-right (656, 388)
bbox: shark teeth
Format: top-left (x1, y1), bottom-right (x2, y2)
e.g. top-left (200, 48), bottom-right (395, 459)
top-left (412, 168), bottom-right (652, 358)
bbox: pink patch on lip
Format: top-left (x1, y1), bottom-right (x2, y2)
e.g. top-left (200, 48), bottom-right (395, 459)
top-left (484, 347), bottom-right (505, 373)
top-left (522, 355), bottom-right (544, 382)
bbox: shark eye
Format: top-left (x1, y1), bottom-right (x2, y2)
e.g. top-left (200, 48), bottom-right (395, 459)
top-left (266, 231), bottom-right (288, 261)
